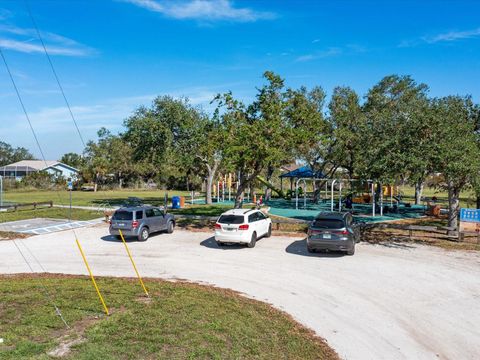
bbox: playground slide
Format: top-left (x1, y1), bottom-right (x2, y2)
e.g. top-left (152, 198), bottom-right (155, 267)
top-left (256, 176), bottom-right (286, 198)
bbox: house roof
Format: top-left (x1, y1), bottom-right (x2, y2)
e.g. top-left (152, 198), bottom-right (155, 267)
top-left (279, 166), bottom-right (325, 179)
top-left (0, 160), bottom-right (78, 172)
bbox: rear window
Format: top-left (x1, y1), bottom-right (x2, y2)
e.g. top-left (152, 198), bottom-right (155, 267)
top-left (113, 211), bottom-right (133, 221)
top-left (312, 219), bottom-right (345, 229)
top-left (218, 215), bottom-right (244, 224)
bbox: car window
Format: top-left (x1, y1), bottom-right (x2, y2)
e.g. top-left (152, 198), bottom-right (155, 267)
top-left (312, 218), bottom-right (345, 229)
top-left (113, 211), bottom-right (133, 221)
top-left (145, 209), bottom-right (155, 218)
top-left (218, 215), bottom-right (244, 224)
top-left (135, 210), bottom-right (143, 220)
top-left (153, 208), bottom-right (163, 217)
top-left (248, 213), bottom-right (257, 223)
top-left (257, 212), bottom-right (266, 220)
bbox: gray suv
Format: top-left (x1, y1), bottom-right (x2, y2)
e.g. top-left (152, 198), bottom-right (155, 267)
top-left (109, 205), bottom-right (175, 241)
top-left (307, 212), bottom-right (359, 255)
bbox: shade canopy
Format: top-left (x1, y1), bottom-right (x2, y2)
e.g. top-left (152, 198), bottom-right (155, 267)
top-left (279, 166), bottom-right (325, 179)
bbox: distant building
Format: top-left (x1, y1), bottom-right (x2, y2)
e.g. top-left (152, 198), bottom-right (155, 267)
top-left (0, 160), bottom-right (79, 180)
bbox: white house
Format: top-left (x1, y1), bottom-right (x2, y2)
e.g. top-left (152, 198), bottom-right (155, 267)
top-left (0, 160), bottom-right (79, 180)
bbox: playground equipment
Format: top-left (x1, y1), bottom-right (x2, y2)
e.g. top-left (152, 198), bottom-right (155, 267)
top-left (257, 175), bottom-right (285, 198)
top-left (293, 177), bottom-right (403, 218)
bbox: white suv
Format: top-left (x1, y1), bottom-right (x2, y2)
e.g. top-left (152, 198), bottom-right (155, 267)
top-left (215, 209), bottom-right (272, 248)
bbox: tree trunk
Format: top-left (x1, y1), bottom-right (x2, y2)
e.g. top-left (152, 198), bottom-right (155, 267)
top-left (477, 195), bottom-right (480, 210)
top-left (447, 182), bottom-right (460, 234)
top-left (264, 165), bottom-right (274, 201)
top-left (205, 160), bottom-right (219, 205)
top-left (414, 180), bottom-right (424, 205)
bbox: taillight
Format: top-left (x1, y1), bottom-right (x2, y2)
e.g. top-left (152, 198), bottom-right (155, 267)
top-left (238, 224), bottom-right (249, 230)
top-left (334, 230), bottom-right (348, 235)
top-left (215, 223), bottom-right (221, 230)
top-left (132, 220), bottom-right (139, 229)
top-left (109, 219), bottom-right (112, 225)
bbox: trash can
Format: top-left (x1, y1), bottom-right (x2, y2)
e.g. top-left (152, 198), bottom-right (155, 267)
top-left (172, 196), bottom-right (180, 209)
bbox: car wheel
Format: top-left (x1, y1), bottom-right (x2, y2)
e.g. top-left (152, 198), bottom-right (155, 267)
top-left (166, 221), bottom-right (174, 234)
top-left (265, 224), bottom-right (272, 238)
top-left (346, 244), bottom-right (355, 256)
top-left (138, 227), bottom-right (149, 242)
top-left (247, 232), bottom-right (257, 248)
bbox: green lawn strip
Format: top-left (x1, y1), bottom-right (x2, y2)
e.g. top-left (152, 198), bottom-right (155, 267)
top-left (3, 190), bottom-right (194, 208)
top-left (0, 275), bottom-right (338, 360)
top-left (0, 208), bottom-right (101, 223)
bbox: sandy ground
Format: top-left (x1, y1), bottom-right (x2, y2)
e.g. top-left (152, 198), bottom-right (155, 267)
top-left (1, 225), bottom-right (479, 360)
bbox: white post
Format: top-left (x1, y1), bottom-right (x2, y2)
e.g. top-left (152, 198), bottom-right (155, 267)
top-left (295, 179), bottom-right (299, 210)
top-left (372, 182), bottom-right (376, 217)
top-left (331, 180), bottom-right (337, 212)
top-left (380, 183), bottom-right (384, 216)
top-left (217, 181), bottom-right (220, 202)
top-left (339, 181), bottom-right (343, 212)
top-left (325, 180), bottom-right (328, 202)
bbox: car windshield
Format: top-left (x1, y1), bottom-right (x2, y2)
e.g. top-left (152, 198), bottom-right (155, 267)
top-left (312, 219), bottom-right (344, 229)
top-left (218, 215), bottom-right (244, 224)
top-left (113, 211), bottom-right (133, 221)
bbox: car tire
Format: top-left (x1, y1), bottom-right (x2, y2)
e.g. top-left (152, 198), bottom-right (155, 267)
top-left (138, 227), bottom-right (149, 242)
top-left (216, 241), bottom-right (223, 247)
top-left (307, 246), bottom-right (315, 253)
top-left (247, 232), bottom-right (257, 248)
top-left (115, 235), bottom-right (122, 240)
top-left (346, 245), bottom-right (355, 256)
top-left (166, 221), bottom-right (174, 234)
top-left (265, 224), bottom-right (272, 238)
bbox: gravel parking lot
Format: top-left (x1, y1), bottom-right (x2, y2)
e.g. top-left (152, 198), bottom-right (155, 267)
top-left (1, 225), bottom-right (479, 360)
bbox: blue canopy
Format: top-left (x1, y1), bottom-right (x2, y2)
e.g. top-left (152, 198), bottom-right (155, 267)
top-left (279, 166), bottom-right (325, 179)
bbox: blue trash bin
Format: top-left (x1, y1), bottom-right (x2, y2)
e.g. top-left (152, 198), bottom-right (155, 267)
top-left (172, 196), bottom-right (180, 209)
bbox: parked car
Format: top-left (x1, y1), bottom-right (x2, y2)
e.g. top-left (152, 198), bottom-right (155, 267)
top-left (215, 209), bottom-right (272, 248)
top-left (307, 212), bottom-right (359, 255)
top-left (109, 205), bottom-right (175, 241)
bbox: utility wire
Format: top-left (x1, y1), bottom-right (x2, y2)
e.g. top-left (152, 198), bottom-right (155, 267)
top-left (24, 0), bottom-right (86, 148)
top-left (12, 239), bottom-right (70, 328)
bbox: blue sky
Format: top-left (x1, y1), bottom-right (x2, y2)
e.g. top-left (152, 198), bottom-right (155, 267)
top-left (0, 0), bottom-right (479, 160)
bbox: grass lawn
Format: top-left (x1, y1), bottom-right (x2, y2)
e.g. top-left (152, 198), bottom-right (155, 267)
top-left (0, 275), bottom-right (338, 360)
top-left (3, 189), bottom-right (194, 208)
top-left (0, 208), bottom-right (101, 223)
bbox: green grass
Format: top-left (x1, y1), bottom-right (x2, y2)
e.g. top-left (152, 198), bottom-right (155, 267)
top-left (0, 208), bottom-right (101, 223)
top-left (0, 275), bottom-right (338, 360)
top-left (400, 185), bottom-right (476, 208)
top-left (3, 189), bottom-right (194, 208)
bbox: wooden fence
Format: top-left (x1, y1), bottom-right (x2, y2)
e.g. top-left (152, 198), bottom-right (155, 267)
top-left (0, 201), bottom-right (53, 212)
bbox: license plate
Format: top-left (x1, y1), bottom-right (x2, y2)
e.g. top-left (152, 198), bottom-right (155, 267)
top-left (226, 227), bottom-right (235, 231)
top-left (323, 234), bottom-right (331, 239)
top-left (118, 223), bottom-right (125, 227)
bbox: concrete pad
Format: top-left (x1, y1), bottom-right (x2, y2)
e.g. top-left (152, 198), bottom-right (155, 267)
top-left (1, 226), bottom-right (479, 360)
top-left (0, 218), bottom-right (104, 235)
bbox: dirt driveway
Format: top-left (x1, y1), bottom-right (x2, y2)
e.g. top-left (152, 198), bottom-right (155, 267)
top-left (1, 225), bottom-right (479, 360)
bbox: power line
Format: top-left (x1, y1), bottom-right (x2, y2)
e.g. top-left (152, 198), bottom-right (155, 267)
top-left (12, 239), bottom-right (70, 329)
top-left (24, 0), bottom-right (86, 148)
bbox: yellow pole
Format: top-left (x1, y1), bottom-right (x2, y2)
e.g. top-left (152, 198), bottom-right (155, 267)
top-left (118, 230), bottom-right (149, 297)
top-left (75, 239), bottom-right (109, 316)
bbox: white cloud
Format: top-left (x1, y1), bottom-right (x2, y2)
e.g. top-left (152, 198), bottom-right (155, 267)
top-left (423, 28), bottom-right (480, 43)
top-left (312, 39), bottom-right (320, 43)
top-left (400, 27), bottom-right (480, 47)
top-left (296, 47), bottom-right (342, 62)
top-left (123, 0), bottom-right (276, 22)
top-left (0, 25), bottom-right (95, 57)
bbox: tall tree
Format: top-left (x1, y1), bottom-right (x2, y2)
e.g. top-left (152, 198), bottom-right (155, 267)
top-left (432, 96), bottom-right (480, 231)
top-left (60, 152), bottom-right (85, 169)
top-left (328, 86), bottom-right (365, 179)
top-left (215, 71), bottom-right (293, 208)
top-left (0, 141), bottom-right (34, 166)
